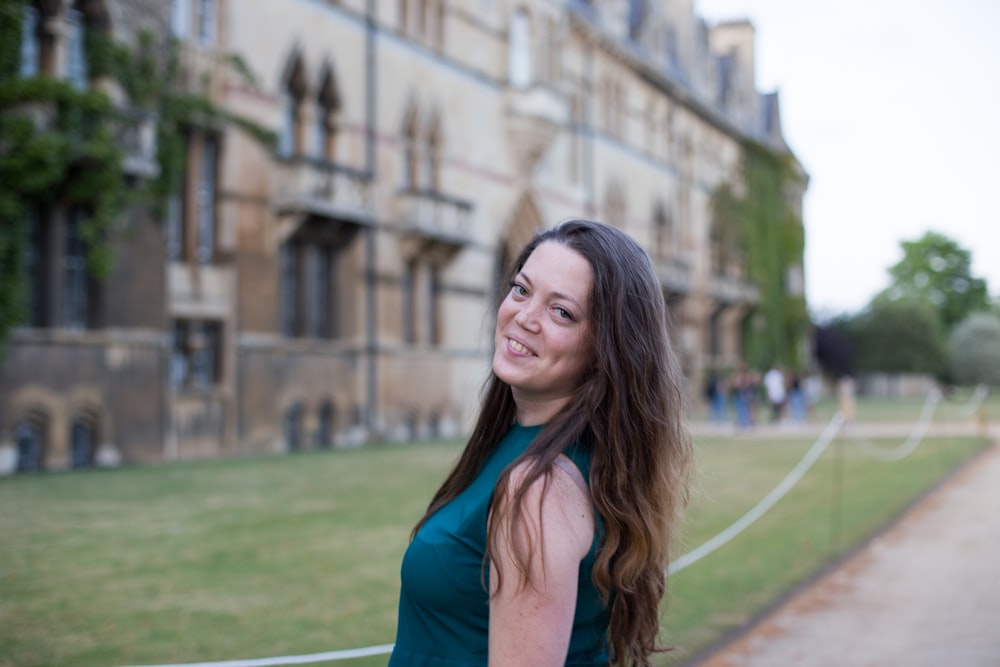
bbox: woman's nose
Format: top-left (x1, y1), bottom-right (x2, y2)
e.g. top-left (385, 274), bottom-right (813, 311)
top-left (514, 299), bottom-right (541, 330)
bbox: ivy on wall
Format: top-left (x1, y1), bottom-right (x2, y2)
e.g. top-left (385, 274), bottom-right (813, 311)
top-left (712, 138), bottom-right (809, 371)
top-left (0, 0), bottom-right (274, 360)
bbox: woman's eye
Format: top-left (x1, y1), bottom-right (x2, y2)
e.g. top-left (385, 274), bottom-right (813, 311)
top-left (510, 282), bottom-right (528, 297)
top-left (554, 307), bottom-right (573, 321)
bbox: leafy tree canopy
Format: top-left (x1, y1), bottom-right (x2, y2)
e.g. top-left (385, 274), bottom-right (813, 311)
top-left (848, 295), bottom-right (949, 377)
top-left (949, 312), bottom-right (1000, 387)
top-left (880, 231), bottom-right (991, 328)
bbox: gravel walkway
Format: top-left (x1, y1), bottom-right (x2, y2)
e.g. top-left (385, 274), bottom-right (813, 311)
top-left (693, 433), bottom-right (1000, 667)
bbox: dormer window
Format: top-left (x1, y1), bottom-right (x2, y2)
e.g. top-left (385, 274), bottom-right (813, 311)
top-left (197, 0), bottom-right (216, 46)
top-left (509, 9), bottom-right (532, 88)
top-left (171, 0), bottom-right (192, 39)
top-left (171, 0), bottom-right (216, 46)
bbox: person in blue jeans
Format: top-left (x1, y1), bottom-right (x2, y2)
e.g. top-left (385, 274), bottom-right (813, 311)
top-left (730, 363), bottom-right (754, 429)
top-left (389, 220), bottom-right (694, 667)
top-left (705, 372), bottom-right (730, 423)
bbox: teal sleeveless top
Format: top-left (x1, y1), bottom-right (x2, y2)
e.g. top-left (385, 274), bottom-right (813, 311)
top-left (388, 423), bottom-right (609, 666)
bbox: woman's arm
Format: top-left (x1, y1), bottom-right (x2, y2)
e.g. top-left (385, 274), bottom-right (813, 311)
top-left (488, 459), bottom-right (595, 667)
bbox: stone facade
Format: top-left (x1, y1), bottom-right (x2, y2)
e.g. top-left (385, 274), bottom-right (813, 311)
top-left (0, 0), bottom-right (807, 472)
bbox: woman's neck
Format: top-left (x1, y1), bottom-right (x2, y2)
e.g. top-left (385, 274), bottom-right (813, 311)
top-left (513, 394), bottom-right (569, 426)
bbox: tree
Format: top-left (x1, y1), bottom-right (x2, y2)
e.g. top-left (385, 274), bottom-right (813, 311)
top-left (881, 231), bottom-right (991, 328)
top-left (711, 140), bottom-right (808, 371)
top-left (949, 312), bottom-right (1000, 387)
top-left (848, 296), bottom-right (949, 377)
top-left (0, 3), bottom-right (272, 361)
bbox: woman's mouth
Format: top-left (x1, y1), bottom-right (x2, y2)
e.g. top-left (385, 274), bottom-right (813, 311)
top-left (508, 338), bottom-right (534, 355)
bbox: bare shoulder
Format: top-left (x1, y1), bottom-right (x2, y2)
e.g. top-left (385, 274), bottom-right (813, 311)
top-left (503, 458), bottom-right (595, 559)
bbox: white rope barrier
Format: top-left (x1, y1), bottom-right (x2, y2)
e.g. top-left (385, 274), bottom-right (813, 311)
top-left (852, 387), bottom-right (941, 462)
top-left (668, 411), bottom-right (846, 575)
top-left (961, 384), bottom-right (989, 418)
top-left (117, 412), bottom-right (848, 667)
top-left (115, 644), bottom-right (397, 667)
top-left (123, 392), bottom-right (986, 667)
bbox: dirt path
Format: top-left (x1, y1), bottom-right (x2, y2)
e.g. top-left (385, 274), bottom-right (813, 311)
top-left (694, 438), bottom-right (1000, 667)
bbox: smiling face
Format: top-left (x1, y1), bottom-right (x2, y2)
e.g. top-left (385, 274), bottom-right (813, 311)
top-left (493, 241), bottom-right (594, 425)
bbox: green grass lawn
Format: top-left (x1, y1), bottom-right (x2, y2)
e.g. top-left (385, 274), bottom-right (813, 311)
top-left (0, 412), bottom-right (992, 667)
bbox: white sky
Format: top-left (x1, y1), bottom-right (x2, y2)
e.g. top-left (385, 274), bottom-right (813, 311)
top-left (694, 0), bottom-right (1000, 319)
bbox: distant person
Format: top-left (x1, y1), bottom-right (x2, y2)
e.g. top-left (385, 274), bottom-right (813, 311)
top-left (764, 364), bottom-right (787, 423)
top-left (705, 371), bottom-right (729, 423)
top-left (388, 220), bottom-right (694, 666)
top-left (787, 372), bottom-right (807, 423)
top-left (838, 375), bottom-right (857, 424)
top-left (730, 362), bottom-right (754, 429)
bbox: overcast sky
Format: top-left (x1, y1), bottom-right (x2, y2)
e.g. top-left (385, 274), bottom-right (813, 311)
top-left (694, 0), bottom-right (1000, 320)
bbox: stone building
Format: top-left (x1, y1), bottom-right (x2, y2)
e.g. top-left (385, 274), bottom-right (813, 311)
top-left (0, 0), bottom-right (807, 472)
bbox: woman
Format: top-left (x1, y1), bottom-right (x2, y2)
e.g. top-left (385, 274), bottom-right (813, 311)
top-left (389, 219), bottom-right (693, 666)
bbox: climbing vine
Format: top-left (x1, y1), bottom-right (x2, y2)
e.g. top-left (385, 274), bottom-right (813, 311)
top-left (0, 0), bottom-right (274, 360)
top-left (711, 139), bottom-right (809, 371)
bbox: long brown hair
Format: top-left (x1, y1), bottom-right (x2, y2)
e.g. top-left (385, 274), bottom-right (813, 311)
top-left (413, 219), bottom-right (693, 666)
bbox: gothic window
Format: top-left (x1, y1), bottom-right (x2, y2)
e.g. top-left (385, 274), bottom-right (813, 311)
top-left (166, 189), bottom-right (183, 260)
top-left (278, 91), bottom-right (297, 158)
top-left (284, 402), bottom-right (304, 451)
top-left (401, 260), bottom-right (442, 346)
top-left (645, 99), bottom-right (657, 153)
top-left (431, 0), bottom-right (446, 50)
top-left (662, 106), bottom-right (673, 160)
top-left (19, 4), bottom-right (40, 77)
top-left (171, 0), bottom-right (215, 45)
top-left (508, 9), bottom-right (532, 88)
top-left (428, 267), bottom-right (442, 346)
top-left (20, 210), bottom-right (99, 329)
top-left (167, 132), bottom-right (219, 262)
top-left (398, 0), bottom-right (408, 33)
top-left (418, 0), bottom-right (430, 39)
top-left (314, 66), bottom-right (340, 161)
top-left (196, 134), bottom-right (218, 263)
top-left (600, 77), bottom-right (614, 134)
top-left (19, 2), bottom-right (99, 79)
top-left (307, 244), bottom-right (333, 338)
top-left (568, 91), bottom-right (581, 183)
top-left (424, 113), bottom-right (441, 191)
top-left (402, 105), bottom-right (420, 189)
top-left (537, 15), bottom-right (560, 83)
top-left (196, 0), bottom-right (216, 46)
top-left (22, 209), bottom-right (46, 327)
top-left (427, 410), bottom-right (440, 439)
top-left (665, 26), bottom-right (680, 72)
top-left (280, 236), bottom-right (342, 339)
top-left (402, 260), bottom-right (416, 344)
top-left (171, 0), bottom-right (192, 39)
top-left (279, 55), bottom-right (307, 158)
top-left (279, 241), bottom-right (299, 336)
top-left (709, 221), bottom-right (725, 274)
top-left (628, 0), bottom-right (647, 41)
top-left (63, 210), bottom-right (90, 329)
top-left (171, 319), bottom-right (223, 389)
top-left (653, 202), bottom-right (672, 261)
top-left (70, 417), bottom-right (96, 469)
top-left (604, 183), bottom-right (626, 229)
top-left (65, 7), bottom-right (88, 89)
top-left (613, 81), bottom-right (626, 137)
top-left (315, 401), bottom-right (334, 448)
top-left (15, 415), bottom-right (46, 473)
